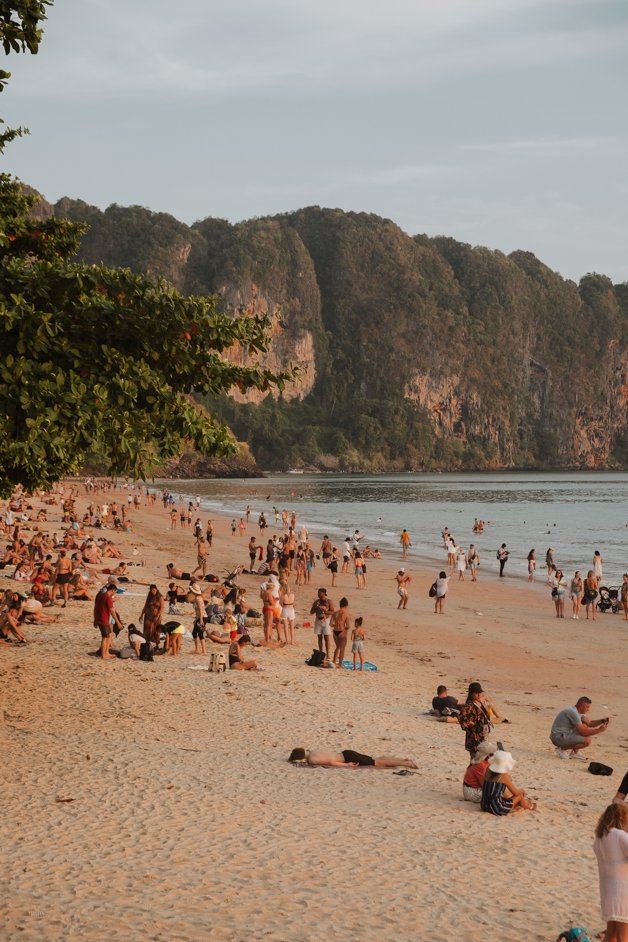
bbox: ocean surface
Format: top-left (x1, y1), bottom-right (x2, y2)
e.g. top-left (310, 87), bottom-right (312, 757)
top-left (154, 472), bottom-right (628, 585)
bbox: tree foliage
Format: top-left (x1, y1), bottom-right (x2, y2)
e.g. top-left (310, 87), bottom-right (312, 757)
top-left (0, 2), bottom-right (289, 496)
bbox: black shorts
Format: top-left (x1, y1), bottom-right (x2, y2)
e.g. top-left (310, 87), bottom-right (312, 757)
top-left (341, 750), bottom-right (374, 767)
top-left (57, 572), bottom-right (71, 585)
top-left (181, 572), bottom-right (191, 581)
top-left (192, 624), bottom-right (206, 640)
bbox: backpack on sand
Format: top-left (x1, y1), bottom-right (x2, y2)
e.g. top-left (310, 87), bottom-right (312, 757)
top-left (208, 651), bottom-right (227, 673)
top-left (139, 641), bottom-right (153, 662)
top-left (557, 929), bottom-right (591, 942)
top-left (306, 649), bottom-right (325, 667)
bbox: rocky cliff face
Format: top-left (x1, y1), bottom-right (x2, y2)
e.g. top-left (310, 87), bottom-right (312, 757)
top-left (50, 198), bottom-right (628, 471)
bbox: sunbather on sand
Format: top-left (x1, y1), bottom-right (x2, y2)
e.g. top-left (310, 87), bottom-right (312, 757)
top-left (288, 748), bottom-right (417, 769)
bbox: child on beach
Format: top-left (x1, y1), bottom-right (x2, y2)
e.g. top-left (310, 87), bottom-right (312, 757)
top-left (223, 607), bottom-right (238, 641)
top-left (351, 617), bottom-right (366, 671)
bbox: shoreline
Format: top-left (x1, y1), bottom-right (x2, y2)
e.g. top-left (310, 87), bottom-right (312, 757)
top-left (3, 482), bottom-right (624, 940)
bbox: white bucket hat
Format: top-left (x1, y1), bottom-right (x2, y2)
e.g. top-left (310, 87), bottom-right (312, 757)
top-left (472, 741), bottom-right (498, 763)
top-left (190, 584), bottom-right (203, 595)
top-left (488, 750), bottom-right (515, 774)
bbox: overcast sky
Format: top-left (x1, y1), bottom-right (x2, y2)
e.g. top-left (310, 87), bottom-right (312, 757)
top-left (1, 0), bottom-right (626, 281)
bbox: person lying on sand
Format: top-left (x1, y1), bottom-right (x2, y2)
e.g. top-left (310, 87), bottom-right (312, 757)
top-left (288, 748), bottom-right (417, 769)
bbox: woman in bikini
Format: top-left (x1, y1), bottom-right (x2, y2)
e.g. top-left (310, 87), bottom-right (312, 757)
top-left (228, 635), bottom-right (258, 671)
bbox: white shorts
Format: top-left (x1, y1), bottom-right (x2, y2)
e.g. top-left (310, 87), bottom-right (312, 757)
top-left (282, 606), bottom-right (295, 620)
top-left (462, 784), bottom-right (482, 803)
top-left (315, 619), bottom-right (331, 636)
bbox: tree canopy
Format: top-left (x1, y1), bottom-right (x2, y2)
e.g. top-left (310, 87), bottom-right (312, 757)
top-left (0, 1), bottom-right (289, 496)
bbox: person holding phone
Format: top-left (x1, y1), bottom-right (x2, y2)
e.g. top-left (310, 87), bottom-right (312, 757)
top-left (550, 696), bottom-right (610, 760)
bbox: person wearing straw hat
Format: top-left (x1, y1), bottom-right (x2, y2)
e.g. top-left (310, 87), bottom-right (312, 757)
top-left (480, 751), bottom-right (537, 815)
top-left (462, 741), bottom-right (497, 803)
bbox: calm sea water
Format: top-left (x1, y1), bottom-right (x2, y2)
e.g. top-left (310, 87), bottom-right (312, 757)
top-left (155, 472), bottom-right (628, 585)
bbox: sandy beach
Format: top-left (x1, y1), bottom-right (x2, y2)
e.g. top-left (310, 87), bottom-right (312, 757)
top-left (2, 485), bottom-right (626, 941)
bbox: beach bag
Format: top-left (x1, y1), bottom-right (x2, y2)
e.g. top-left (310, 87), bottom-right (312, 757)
top-left (139, 641), bottom-right (153, 662)
top-left (551, 587), bottom-right (558, 598)
top-left (556, 930), bottom-right (591, 942)
top-left (428, 582), bottom-right (437, 598)
top-left (306, 649), bottom-right (325, 667)
top-left (208, 651), bottom-right (227, 673)
top-left (588, 762), bottom-right (613, 776)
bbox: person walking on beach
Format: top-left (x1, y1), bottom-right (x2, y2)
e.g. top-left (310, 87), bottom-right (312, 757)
top-left (396, 568), bottom-right (411, 609)
top-left (279, 579), bottom-right (296, 646)
top-left (593, 802), bottom-right (628, 942)
top-left (497, 544), bottom-right (509, 577)
top-left (593, 550), bottom-right (604, 587)
top-left (468, 544), bottom-right (480, 581)
top-left (139, 584), bottom-right (164, 648)
top-left (351, 617), bottom-right (366, 671)
top-left (456, 546), bottom-right (467, 581)
top-left (550, 696), bottom-right (609, 759)
top-left (53, 548), bottom-right (73, 608)
top-left (331, 596), bottom-right (351, 667)
top-left (94, 583), bottom-right (123, 660)
top-left (191, 583), bottom-right (207, 655)
top-left (354, 548), bottom-right (365, 590)
top-left (310, 587), bottom-right (334, 658)
top-left (527, 549), bottom-right (536, 582)
top-left (433, 571), bottom-right (449, 614)
top-left (248, 536), bottom-right (257, 571)
top-left (192, 534), bottom-right (207, 578)
top-left (545, 548), bottom-right (556, 584)
top-left (551, 569), bottom-right (567, 618)
top-left (458, 682), bottom-right (492, 755)
top-left (583, 570), bottom-right (599, 620)
top-left (571, 570), bottom-right (583, 619)
top-left (621, 573), bottom-right (628, 621)
top-left (400, 529), bottom-right (411, 559)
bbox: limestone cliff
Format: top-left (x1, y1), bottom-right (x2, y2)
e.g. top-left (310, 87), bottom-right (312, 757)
top-left (50, 198), bottom-right (628, 471)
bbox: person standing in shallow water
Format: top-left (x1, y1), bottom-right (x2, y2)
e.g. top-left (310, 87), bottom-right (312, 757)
top-left (527, 549), bottom-right (536, 582)
top-left (497, 544), bottom-right (509, 577)
top-left (593, 550), bottom-right (604, 587)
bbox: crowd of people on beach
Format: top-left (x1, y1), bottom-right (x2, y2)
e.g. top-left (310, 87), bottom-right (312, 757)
top-left (3, 479), bottom-right (628, 938)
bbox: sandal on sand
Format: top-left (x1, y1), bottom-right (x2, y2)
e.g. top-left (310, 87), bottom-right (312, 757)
top-left (393, 769), bottom-right (418, 776)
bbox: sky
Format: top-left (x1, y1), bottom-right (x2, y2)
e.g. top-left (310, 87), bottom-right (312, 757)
top-left (1, 0), bottom-right (627, 282)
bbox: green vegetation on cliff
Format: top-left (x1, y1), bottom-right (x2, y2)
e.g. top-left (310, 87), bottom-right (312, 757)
top-left (50, 199), bottom-right (628, 472)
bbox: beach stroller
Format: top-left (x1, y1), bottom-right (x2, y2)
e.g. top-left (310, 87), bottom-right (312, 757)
top-left (597, 586), bottom-right (620, 614)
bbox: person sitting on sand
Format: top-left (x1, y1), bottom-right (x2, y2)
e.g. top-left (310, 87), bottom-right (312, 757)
top-left (463, 740), bottom-right (497, 803)
top-left (0, 603), bottom-right (27, 643)
top-left (288, 748), bottom-right (418, 769)
top-left (432, 685), bottom-right (464, 717)
top-left (228, 634), bottom-right (258, 671)
top-left (480, 750), bottom-right (537, 814)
